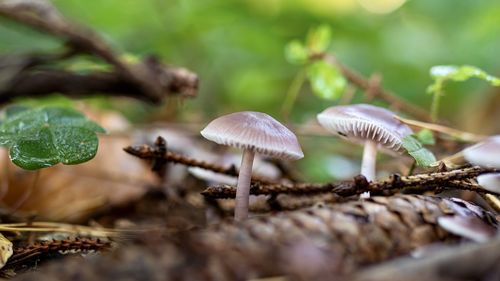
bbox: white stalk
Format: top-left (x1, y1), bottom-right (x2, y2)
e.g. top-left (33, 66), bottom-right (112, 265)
top-left (360, 140), bottom-right (377, 199)
top-left (361, 140), bottom-right (377, 181)
top-left (234, 149), bottom-right (255, 221)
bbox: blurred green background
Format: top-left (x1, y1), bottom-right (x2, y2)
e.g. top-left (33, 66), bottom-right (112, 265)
top-left (1, 0), bottom-right (499, 181)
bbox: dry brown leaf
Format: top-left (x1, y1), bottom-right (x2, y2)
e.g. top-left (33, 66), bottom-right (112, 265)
top-left (0, 108), bottom-right (159, 222)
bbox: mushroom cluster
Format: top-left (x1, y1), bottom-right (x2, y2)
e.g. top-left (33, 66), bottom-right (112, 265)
top-left (199, 106), bottom-right (496, 221)
top-left (201, 111), bottom-right (303, 221)
top-left (317, 104), bottom-right (413, 184)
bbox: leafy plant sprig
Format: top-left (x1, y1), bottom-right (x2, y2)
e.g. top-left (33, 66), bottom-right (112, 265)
top-left (427, 65), bottom-right (500, 122)
top-left (401, 134), bottom-right (437, 167)
top-left (283, 25), bottom-right (347, 117)
top-left (0, 106), bottom-right (105, 170)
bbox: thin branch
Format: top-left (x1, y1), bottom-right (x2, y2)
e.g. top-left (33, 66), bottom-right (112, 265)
top-left (123, 140), bottom-right (274, 184)
top-left (2, 238), bottom-right (111, 273)
top-left (316, 53), bottom-right (431, 121)
top-left (481, 194), bottom-right (500, 213)
top-left (0, 70), bottom-right (151, 102)
top-left (0, 1), bottom-right (198, 102)
top-left (201, 167), bottom-right (500, 199)
top-left (395, 115), bottom-right (486, 143)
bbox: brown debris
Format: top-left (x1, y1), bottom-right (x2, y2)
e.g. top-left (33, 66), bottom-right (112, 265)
top-left (349, 235), bottom-right (500, 281)
top-left (0, 134), bottom-right (158, 223)
top-left (10, 195), bottom-right (498, 281)
top-left (1, 238), bottom-right (111, 277)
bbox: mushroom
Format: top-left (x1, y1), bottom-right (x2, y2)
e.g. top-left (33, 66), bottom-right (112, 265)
top-left (316, 104), bottom-right (413, 186)
top-left (437, 216), bottom-right (496, 242)
top-left (462, 135), bottom-right (500, 193)
top-left (476, 174), bottom-right (500, 194)
top-left (201, 111), bottom-right (303, 220)
top-left (463, 135), bottom-right (500, 168)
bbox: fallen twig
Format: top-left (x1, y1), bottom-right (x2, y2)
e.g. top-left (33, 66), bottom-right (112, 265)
top-left (1, 238), bottom-right (111, 276)
top-left (0, 221), bottom-right (119, 238)
top-left (395, 115), bottom-right (486, 143)
top-left (124, 139), bottom-right (274, 184)
top-left (201, 167), bottom-right (499, 199)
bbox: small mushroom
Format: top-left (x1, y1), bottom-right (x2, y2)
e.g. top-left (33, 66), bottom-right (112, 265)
top-left (201, 111), bottom-right (304, 220)
top-left (316, 104), bottom-right (413, 185)
top-left (463, 135), bottom-right (500, 193)
top-left (476, 174), bottom-right (500, 194)
top-left (437, 216), bottom-right (496, 242)
top-left (463, 135), bottom-right (500, 168)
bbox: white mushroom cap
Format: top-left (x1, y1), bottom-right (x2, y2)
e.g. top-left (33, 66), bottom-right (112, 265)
top-left (477, 173), bottom-right (500, 193)
top-left (201, 111), bottom-right (304, 160)
top-left (437, 216), bottom-right (496, 243)
top-left (317, 104), bottom-right (413, 152)
top-left (463, 135), bottom-right (500, 168)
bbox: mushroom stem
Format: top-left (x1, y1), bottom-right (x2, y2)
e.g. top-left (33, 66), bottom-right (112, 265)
top-left (234, 149), bottom-right (255, 221)
top-left (361, 140), bottom-right (377, 182)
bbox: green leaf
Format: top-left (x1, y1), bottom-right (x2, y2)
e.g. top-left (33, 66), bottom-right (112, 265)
top-left (415, 129), bottom-right (435, 146)
top-left (401, 135), bottom-right (437, 167)
top-left (285, 40), bottom-right (309, 65)
top-left (9, 127), bottom-right (59, 170)
top-left (3, 105), bottom-right (30, 118)
top-left (0, 106), bottom-right (105, 170)
top-left (306, 60), bottom-right (346, 100)
top-left (306, 24), bottom-right (332, 53)
top-left (430, 65), bottom-right (500, 86)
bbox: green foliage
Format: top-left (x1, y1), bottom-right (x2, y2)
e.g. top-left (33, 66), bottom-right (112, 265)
top-left (307, 61), bottom-right (347, 100)
top-left (305, 24), bottom-right (332, 54)
top-left (0, 106), bottom-right (105, 170)
top-left (284, 24), bottom-right (346, 108)
top-left (3, 0), bottom-right (500, 181)
top-left (427, 65), bottom-right (500, 121)
top-left (401, 135), bottom-right (437, 167)
top-left (415, 129), bottom-right (435, 146)
top-left (285, 40), bottom-right (308, 65)
top-left (429, 65), bottom-right (500, 85)
top-left (285, 25), bottom-right (332, 66)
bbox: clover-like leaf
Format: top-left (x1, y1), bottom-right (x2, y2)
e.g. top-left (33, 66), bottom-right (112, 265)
top-left (402, 135), bottom-right (437, 167)
top-left (415, 129), bottom-right (435, 146)
top-left (307, 60), bottom-right (347, 100)
top-left (285, 40), bottom-right (309, 65)
top-left (3, 104), bottom-right (30, 118)
top-left (306, 24), bottom-right (332, 53)
top-left (0, 106), bottom-right (105, 170)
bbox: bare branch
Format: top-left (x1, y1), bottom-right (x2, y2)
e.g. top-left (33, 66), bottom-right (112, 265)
top-left (0, 1), bottom-right (198, 102)
top-left (201, 167), bottom-right (500, 199)
top-left (123, 140), bottom-right (275, 184)
top-left (315, 53), bottom-right (431, 121)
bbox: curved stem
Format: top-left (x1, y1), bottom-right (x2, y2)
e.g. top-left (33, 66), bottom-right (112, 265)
top-left (361, 140), bottom-right (377, 182)
top-left (430, 88), bottom-right (442, 122)
top-left (281, 69), bottom-right (306, 121)
top-left (234, 149), bottom-right (255, 221)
